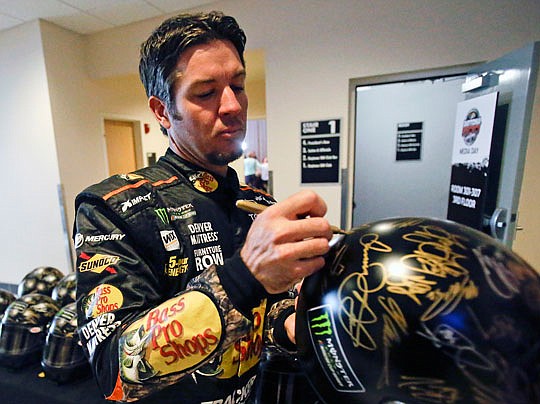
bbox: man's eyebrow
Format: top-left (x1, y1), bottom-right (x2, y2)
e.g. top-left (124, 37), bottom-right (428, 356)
top-left (189, 69), bottom-right (247, 87)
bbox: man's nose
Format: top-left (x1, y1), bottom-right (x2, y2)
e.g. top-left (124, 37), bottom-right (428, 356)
top-left (219, 87), bottom-right (243, 115)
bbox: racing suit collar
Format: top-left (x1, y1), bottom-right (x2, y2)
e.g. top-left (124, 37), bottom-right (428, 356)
top-left (160, 148), bottom-right (241, 195)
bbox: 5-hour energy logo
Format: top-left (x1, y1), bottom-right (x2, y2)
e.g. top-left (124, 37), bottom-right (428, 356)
top-left (165, 256), bottom-right (189, 276)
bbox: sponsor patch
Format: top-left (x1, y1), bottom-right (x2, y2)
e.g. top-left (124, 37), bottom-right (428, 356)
top-left (155, 208), bottom-right (169, 224)
top-left (200, 375), bottom-right (256, 404)
top-left (78, 252), bottom-right (119, 274)
top-left (189, 172), bottom-right (218, 193)
top-left (82, 284), bottom-right (124, 318)
top-left (119, 292), bottom-right (222, 382)
top-left (188, 221), bottom-right (219, 247)
top-left (121, 192), bottom-right (151, 212)
top-left (165, 256), bottom-right (189, 276)
top-left (80, 312), bottom-right (121, 356)
top-left (74, 233), bottom-right (126, 249)
top-left (160, 230), bottom-right (180, 251)
top-left (169, 204), bottom-right (197, 221)
top-left (307, 304), bottom-right (365, 393)
top-left (217, 301), bottom-right (266, 379)
top-left (193, 245), bottom-right (224, 271)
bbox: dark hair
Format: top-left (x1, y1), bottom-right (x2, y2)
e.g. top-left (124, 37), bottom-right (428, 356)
top-left (139, 11), bottom-right (246, 128)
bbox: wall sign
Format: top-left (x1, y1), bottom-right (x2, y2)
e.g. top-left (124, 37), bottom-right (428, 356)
top-left (396, 122), bottom-right (422, 161)
top-left (301, 119), bottom-right (340, 184)
top-left (447, 92), bottom-right (498, 229)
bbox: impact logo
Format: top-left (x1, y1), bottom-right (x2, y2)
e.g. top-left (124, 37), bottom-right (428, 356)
top-left (462, 108), bottom-right (482, 146)
top-left (78, 252), bottom-right (119, 274)
top-left (189, 172), bottom-right (218, 193)
top-left (121, 192), bottom-right (151, 212)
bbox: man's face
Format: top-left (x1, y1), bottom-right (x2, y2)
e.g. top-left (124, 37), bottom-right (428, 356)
top-left (165, 39), bottom-right (248, 174)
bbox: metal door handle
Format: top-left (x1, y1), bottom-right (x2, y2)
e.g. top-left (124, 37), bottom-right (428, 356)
top-left (489, 208), bottom-right (507, 240)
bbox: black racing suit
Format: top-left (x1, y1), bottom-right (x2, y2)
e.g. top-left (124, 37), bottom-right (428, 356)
top-left (74, 149), bottom-right (295, 403)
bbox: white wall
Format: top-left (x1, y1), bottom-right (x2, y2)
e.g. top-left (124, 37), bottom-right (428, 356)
top-left (0, 21), bottom-right (69, 283)
top-left (40, 21), bottom-right (107, 237)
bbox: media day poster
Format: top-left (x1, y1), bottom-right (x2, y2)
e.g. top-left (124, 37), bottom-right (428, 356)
top-left (447, 92), bottom-right (498, 229)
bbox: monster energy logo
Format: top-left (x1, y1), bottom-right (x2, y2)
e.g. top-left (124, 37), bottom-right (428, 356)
top-left (307, 304), bottom-right (365, 393)
top-left (155, 208), bottom-right (169, 224)
top-left (310, 311), bottom-right (333, 336)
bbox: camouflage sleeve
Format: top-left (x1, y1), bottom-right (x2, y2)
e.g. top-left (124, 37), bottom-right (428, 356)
top-left (264, 296), bottom-right (297, 355)
top-left (109, 265), bottom-right (265, 402)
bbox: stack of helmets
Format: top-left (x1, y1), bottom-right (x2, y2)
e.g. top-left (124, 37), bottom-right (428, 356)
top-left (17, 266), bottom-right (65, 297)
top-left (0, 266), bottom-right (64, 368)
top-left (0, 293), bottom-right (60, 368)
top-left (51, 272), bottom-right (77, 308)
top-left (41, 301), bottom-right (91, 383)
top-left (0, 289), bottom-right (16, 321)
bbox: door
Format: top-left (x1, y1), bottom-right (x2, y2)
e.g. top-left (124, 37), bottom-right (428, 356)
top-left (104, 119), bottom-right (137, 176)
top-left (462, 42), bottom-right (539, 245)
top-left (350, 42), bottom-right (539, 247)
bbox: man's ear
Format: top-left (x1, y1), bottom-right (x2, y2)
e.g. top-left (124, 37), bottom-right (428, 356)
top-left (148, 96), bottom-right (171, 130)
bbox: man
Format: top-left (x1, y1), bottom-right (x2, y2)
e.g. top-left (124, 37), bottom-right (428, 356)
top-left (243, 151), bottom-right (260, 188)
top-left (74, 11), bottom-right (331, 403)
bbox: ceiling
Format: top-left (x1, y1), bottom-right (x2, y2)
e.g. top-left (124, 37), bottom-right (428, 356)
top-left (0, 0), bottom-right (214, 35)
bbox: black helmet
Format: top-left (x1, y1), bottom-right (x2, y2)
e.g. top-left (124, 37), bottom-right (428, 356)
top-left (41, 302), bottom-right (91, 383)
top-left (51, 272), bottom-right (77, 308)
top-left (296, 217), bottom-right (540, 404)
top-left (0, 293), bottom-right (60, 368)
top-left (17, 266), bottom-right (65, 297)
top-left (0, 289), bottom-right (16, 320)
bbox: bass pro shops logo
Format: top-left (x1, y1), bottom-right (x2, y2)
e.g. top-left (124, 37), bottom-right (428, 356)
top-left (189, 172), bottom-right (218, 193)
top-left (79, 252), bottom-right (119, 274)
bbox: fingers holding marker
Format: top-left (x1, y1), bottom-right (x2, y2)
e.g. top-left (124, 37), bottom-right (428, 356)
top-left (238, 191), bottom-right (335, 294)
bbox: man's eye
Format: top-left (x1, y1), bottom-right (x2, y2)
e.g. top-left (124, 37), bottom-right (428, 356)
top-left (197, 91), bottom-right (214, 99)
top-left (232, 85), bottom-right (245, 93)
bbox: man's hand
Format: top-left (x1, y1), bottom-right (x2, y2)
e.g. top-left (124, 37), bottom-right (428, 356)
top-left (240, 190), bottom-right (332, 294)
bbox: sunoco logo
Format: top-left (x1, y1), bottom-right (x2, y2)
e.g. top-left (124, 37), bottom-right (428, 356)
top-left (79, 252), bottom-right (119, 274)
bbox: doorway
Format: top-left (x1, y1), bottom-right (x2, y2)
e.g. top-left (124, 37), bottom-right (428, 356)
top-left (104, 119), bottom-right (143, 176)
top-left (346, 42), bottom-right (539, 248)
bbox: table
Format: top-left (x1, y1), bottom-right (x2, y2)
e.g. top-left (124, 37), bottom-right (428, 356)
top-left (0, 362), bottom-right (107, 404)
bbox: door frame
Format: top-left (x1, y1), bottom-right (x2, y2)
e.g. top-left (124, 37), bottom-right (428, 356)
top-left (101, 114), bottom-right (144, 174)
top-left (343, 63), bottom-right (480, 230)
